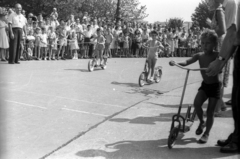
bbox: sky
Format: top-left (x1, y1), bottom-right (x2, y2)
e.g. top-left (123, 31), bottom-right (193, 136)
top-left (139, 0), bottom-right (201, 23)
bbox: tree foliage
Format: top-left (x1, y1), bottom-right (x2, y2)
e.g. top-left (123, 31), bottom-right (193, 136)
top-left (166, 18), bottom-right (184, 29)
top-left (191, 0), bottom-right (214, 28)
top-left (0, 0), bottom-right (148, 21)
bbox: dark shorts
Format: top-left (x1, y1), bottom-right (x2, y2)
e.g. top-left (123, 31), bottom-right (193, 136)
top-left (198, 81), bottom-right (222, 99)
top-left (84, 38), bottom-right (91, 46)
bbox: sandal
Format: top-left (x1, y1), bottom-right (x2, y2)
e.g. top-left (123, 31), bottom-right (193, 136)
top-left (196, 122), bottom-right (205, 135)
top-left (221, 106), bottom-right (227, 111)
top-left (225, 100), bottom-right (232, 106)
top-left (198, 134), bottom-right (209, 144)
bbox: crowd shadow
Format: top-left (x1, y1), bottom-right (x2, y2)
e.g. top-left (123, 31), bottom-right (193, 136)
top-left (64, 68), bottom-right (102, 72)
top-left (111, 81), bottom-right (139, 88)
top-left (109, 113), bottom-right (177, 125)
top-left (147, 102), bottom-right (192, 109)
top-left (76, 138), bottom-right (235, 159)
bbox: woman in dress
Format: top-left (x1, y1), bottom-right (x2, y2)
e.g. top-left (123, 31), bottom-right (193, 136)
top-left (0, 7), bottom-right (9, 61)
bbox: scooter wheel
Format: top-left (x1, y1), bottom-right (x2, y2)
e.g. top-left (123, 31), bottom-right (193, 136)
top-left (138, 72), bottom-right (146, 87)
top-left (88, 60), bottom-right (94, 72)
top-left (168, 127), bottom-right (179, 149)
top-left (155, 69), bottom-right (162, 83)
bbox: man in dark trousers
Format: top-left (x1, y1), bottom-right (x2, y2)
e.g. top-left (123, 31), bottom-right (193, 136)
top-left (8, 3), bottom-right (27, 64)
top-left (206, 0), bottom-right (240, 153)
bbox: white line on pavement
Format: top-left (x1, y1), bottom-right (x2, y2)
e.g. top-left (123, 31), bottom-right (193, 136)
top-left (4, 100), bottom-right (47, 109)
top-left (61, 108), bottom-right (108, 117)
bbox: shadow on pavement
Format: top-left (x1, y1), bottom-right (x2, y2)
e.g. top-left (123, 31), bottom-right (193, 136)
top-left (109, 113), bottom-right (177, 125)
top-left (64, 69), bottom-right (102, 72)
top-left (147, 102), bottom-right (192, 109)
top-left (76, 139), bottom-right (235, 159)
top-left (111, 81), bottom-right (139, 88)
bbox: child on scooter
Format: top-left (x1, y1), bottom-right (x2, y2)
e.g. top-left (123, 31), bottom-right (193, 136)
top-left (92, 28), bottom-right (105, 66)
top-left (145, 30), bottom-right (163, 82)
top-left (170, 29), bottom-right (221, 143)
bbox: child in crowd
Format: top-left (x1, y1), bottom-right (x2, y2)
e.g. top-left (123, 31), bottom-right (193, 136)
top-left (57, 20), bottom-right (67, 60)
top-left (161, 38), bottom-right (170, 57)
top-left (123, 32), bottom-right (130, 57)
top-left (110, 27), bottom-right (118, 57)
top-left (104, 28), bottom-right (113, 58)
top-left (40, 27), bottom-right (48, 60)
top-left (145, 30), bottom-right (163, 82)
top-left (186, 33), bottom-right (193, 57)
top-left (35, 27), bottom-right (42, 60)
top-left (170, 29), bottom-right (221, 143)
top-left (48, 26), bottom-right (57, 60)
top-left (26, 29), bottom-right (35, 59)
top-left (69, 24), bottom-right (79, 59)
top-left (118, 32), bottom-right (124, 57)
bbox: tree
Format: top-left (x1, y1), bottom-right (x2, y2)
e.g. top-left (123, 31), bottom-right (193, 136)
top-left (191, 0), bottom-right (214, 29)
top-left (119, 0), bottom-right (148, 22)
top-left (0, 0), bottom-right (148, 22)
top-left (166, 18), bottom-right (184, 29)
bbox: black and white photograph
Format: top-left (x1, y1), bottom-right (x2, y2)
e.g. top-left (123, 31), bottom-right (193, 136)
top-left (0, 0), bottom-right (239, 158)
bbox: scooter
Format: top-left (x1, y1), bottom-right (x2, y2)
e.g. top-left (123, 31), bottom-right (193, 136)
top-left (168, 60), bottom-right (206, 149)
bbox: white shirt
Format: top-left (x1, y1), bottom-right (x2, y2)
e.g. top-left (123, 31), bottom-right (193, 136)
top-left (8, 12), bottom-right (27, 29)
top-left (76, 23), bottom-right (83, 33)
top-left (83, 30), bottom-right (92, 38)
top-left (91, 25), bottom-right (99, 34)
top-left (223, 0), bottom-right (240, 31)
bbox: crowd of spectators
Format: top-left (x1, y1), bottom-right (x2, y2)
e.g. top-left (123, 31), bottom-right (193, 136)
top-left (0, 4), bottom-right (205, 63)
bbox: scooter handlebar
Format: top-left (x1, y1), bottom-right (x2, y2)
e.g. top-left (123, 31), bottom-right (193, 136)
top-left (169, 61), bottom-right (207, 71)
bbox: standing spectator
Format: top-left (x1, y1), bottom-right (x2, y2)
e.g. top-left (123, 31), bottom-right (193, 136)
top-left (8, 3), bottom-right (27, 64)
top-left (81, 24), bottom-right (93, 58)
top-left (48, 26), bottom-right (57, 60)
top-left (0, 7), bottom-right (8, 61)
top-left (206, 0), bottom-right (240, 153)
top-left (132, 29), bottom-right (142, 57)
top-left (105, 28), bottom-right (113, 58)
top-left (56, 19), bottom-right (67, 60)
top-left (40, 27), bottom-right (48, 60)
top-left (50, 15), bottom-right (59, 31)
top-left (206, 0), bottom-right (228, 116)
top-left (82, 12), bottom-right (90, 24)
top-left (50, 8), bottom-right (58, 20)
top-left (34, 27), bottom-right (42, 60)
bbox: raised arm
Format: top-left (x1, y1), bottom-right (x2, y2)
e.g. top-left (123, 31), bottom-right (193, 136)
top-left (177, 53), bottom-right (199, 66)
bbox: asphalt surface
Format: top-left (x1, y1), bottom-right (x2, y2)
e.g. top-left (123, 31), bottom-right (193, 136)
top-left (0, 58), bottom-right (238, 159)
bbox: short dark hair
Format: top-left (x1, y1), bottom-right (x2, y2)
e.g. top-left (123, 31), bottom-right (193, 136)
top-left (151, 30), bottom-right (158, 35)
top-left (201, 29), bottom-right (218, 44)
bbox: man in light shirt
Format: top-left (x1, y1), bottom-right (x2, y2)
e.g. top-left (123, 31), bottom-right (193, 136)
top-left (8, 3), bottom-right (27, 64)
top-left (206, 0), bottom-right (240, 153)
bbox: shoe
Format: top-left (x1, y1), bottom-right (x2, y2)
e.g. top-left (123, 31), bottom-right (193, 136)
top-left (221, 106), bottom-right (227, 111)
top-left (198, 134), bottom-right (209, 144)
top-left (217, 134), bottom-right (233, 147)
top-left (214, 112), bottom-right (223, 117)
top-left (220, 142), bottom-right (239, 153)
top-left (225, 100), bottom-right (232, 106)
top-left (1, 59), bottom-right (6, 61)
top-left (15, 62), bottom-right (20, 64)
top-left (8, 62), bottom-right (14, 64)
top-left (196, 122), bottom-right (205, 135)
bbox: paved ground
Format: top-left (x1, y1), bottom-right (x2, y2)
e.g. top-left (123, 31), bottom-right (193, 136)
top-left (0, 58), bottom-right (238, 159)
